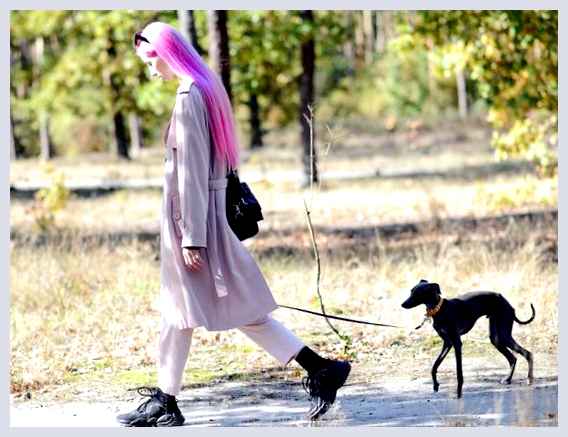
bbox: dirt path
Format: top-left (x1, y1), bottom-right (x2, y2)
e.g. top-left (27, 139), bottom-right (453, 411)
top-left (10, 360), bottom-right (557, 427)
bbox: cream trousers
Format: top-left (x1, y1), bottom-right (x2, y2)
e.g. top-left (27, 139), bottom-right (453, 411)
top-left (157, 314), bottom-right (305, 396)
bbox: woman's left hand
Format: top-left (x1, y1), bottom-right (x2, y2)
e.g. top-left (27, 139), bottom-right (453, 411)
top-left (182, 247), bottom-right (205, 272)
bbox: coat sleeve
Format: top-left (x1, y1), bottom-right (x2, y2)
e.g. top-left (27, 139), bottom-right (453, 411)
top-left (174, 86), bottom-right (210, 248)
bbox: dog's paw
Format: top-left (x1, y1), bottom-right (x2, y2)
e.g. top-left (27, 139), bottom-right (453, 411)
top-left (433, 383), bottom-right (439, 392)
top-left (500, 377), bottom-right (512, 385)
top-left (526, 377), bottom-right (534, 386)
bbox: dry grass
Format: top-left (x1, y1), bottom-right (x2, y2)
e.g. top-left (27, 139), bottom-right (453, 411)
top-left (10, 219), bottom-right (557, 401)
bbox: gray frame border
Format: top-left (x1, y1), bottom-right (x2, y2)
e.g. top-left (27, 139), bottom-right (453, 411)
top-left (3, 0), bottom-right (563, 436)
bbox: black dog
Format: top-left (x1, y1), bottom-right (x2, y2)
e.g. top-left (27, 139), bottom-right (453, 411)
top-left (401, 279), bottom-right (535, 398)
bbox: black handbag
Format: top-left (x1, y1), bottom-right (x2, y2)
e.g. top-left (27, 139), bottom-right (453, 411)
top-left (225, 169), bottom-right (264, 240)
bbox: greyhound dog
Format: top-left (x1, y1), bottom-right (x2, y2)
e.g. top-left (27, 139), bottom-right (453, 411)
top-left (401, 279), bottom-right (535, 398)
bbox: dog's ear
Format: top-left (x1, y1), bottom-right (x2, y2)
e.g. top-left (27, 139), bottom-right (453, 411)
top-left (429, 283), bottom-right (442, 295)
top-left (419, 279), bottom-right (428, 284)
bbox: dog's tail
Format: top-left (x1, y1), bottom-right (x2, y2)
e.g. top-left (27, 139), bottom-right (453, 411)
top-left (514, 303), bottom-right (536, 325)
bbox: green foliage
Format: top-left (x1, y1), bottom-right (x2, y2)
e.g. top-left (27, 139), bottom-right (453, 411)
top-left (10, 10), bottom-right (175, 156)
top-left (11, 10), bottom-right (557, 167)
top-left (319, 41), bottom-right (458, 126)
top-left (407, 11), bottom-right (558, 175)
top-left (12, 10), bottom-right (351, 155)
top-left (229, 11), bottom-right (350, 130)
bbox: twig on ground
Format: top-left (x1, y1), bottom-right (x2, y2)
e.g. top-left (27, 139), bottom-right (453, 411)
top-left (302, 106), bottom-right (352, 354)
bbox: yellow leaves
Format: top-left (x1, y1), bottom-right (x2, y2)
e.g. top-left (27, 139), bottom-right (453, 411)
top-left (387, 33), bottom-right (418, 59)
top-left (30, 164), bottom-right (71, 232)
top-left (427, 41), bottom-right (469, 80)
top-left (487, 107), bottom-right (510, 128)
top-left (492, 114), bottom-right (557, 177)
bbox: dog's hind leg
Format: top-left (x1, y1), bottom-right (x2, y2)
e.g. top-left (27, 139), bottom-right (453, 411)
top-left (505, 338), bottom-right (534, 384)
top-left (490, 320), bottom-right (517, 384)
top-left (432, 340), bottom-right (452, 393)
top-left (449, 335), bottom-right (464, 398)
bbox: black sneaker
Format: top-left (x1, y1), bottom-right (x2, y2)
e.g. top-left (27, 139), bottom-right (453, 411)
top-left (301, 360), bottom-right (351, 420)
top-left (116, 386), bottom-right (185, 427)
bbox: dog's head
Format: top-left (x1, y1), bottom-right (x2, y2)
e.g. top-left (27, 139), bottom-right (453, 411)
top-left (401, 279), bottom-right (442, 309)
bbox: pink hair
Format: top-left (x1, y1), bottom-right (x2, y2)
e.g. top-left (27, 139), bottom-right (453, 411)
top-left (136, 21), bottom-right (239, 170)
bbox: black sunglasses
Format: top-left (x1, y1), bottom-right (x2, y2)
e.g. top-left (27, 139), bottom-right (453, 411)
top-left (133, 31), bottom-right (150, 48)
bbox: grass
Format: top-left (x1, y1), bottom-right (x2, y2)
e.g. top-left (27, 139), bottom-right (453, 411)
top-left (9, 118), bottom-right (558, 403)
top-left (10, 220), bottom-right (557, 401)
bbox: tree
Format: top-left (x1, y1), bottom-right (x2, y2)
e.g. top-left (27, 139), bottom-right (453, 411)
top-left (407, 11), bottom-right (558, 176)
top-left (10, 11), bottom-right (72, 158)
top-left (208, 10), bottom-right (233, 103)
top-left (299, 10), bottom-right (318, 186)
top-left (178, 10), bottom-right (204, 55)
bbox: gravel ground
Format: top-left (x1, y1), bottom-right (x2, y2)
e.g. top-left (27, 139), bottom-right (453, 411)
top-left (10, 357), bottom-right (557, 427)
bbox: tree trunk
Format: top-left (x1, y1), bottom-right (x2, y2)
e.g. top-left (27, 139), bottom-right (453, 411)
top-left (39, 111), bottom-right (54, 161)
top-left (17, 40), bottom-right (32, 98)
top-left (208, 10), bottom-right (232, 103)
top-left (10, 111), bottom-right (18, 160)
top-left (248, 92), bottom-right (264, 149)
top-left (128, 113), bottom-right (143, 158)
top-left (299, 10), bottom-right (318, 186)
top-left (113, 111), bottom-right (130, 160)
top-left (178, 10), bottom-right (191, 43)
top-left (354, 11), bottom-right (366, 71)
top-left (32, 36), bottom-right (56, 160)
top-left (363, 10), bottom-right (374, 64)
top-left (178, 10), bottom-right (204, 55)
top-left (106, 37), bottom-right (130, 159)
top-left (375, 12), bottom-right (386, 53)
top-left (342, 13), bottom-right (355, 75)
top-left (375, 11), bottom-right (396, 54)
top-left (456, 65), bottom-right (468, 119)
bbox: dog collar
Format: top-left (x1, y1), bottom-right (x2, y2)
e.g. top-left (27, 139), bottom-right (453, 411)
top-left (426, 297), bottom-right (444, 317)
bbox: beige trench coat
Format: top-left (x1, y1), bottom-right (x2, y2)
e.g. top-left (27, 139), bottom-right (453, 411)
top-left (159, 77), bottom-right (278, 330)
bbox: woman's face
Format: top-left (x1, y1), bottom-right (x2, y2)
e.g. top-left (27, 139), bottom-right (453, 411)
top-left (142, 55), bottom-right (175, 81)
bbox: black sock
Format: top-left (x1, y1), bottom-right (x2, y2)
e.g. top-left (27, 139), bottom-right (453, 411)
top-left (294, 346), bottom-right (331, 374)
top-left (158, 388), bottom-right (177, 406)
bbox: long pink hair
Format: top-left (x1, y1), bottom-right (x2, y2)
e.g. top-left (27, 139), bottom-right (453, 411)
top-left (136, 21), bottom-right (239, 170)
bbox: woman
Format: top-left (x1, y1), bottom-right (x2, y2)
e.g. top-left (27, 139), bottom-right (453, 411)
top-left (116, 21), bottom-right (351, 427)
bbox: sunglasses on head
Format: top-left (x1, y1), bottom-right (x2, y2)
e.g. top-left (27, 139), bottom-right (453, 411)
top-left (133, 31), bottom-right (150, 48)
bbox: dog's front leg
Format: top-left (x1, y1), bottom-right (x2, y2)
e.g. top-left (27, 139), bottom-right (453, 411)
top-left (451, 336), bottom-right (464, 398)
top-left (432, 340), bottom-right (452, 392)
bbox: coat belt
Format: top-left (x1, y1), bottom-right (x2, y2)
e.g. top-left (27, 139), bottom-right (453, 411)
top-left (208, 177), bottom-right (227, 191)
top-left (207, 176), bottom-right (229, 299)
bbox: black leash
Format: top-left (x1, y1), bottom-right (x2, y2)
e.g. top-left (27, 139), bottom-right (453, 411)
top-left (277, 304), bottom-right (402, 328)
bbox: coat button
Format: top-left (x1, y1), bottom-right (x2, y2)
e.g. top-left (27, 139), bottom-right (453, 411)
top-left (173, 211), bottom-right (181, 220)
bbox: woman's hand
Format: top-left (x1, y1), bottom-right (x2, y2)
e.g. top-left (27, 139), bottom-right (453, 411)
top-left (181, 247), bottom-right (205, 272)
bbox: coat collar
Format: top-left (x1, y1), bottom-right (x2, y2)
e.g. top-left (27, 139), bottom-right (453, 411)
top-left (176, 76), bottom-right (195, 94)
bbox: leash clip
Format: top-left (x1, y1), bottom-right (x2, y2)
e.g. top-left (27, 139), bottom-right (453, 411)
top-left (415, 315), bottom-right (432, 330)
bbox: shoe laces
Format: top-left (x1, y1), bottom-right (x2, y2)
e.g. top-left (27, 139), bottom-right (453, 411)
top-left (127, 386), bottom-right (165, 412)
top-left (301, 369), bottom-right (328, 400)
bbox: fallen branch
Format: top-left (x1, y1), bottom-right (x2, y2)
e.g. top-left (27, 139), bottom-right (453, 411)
top-left (302, 106), bottom-right (352, 354)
